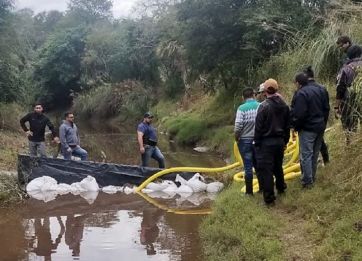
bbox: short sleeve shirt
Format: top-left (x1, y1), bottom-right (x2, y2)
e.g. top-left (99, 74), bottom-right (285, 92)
top-left (137, 122), bottom-right (158, 143)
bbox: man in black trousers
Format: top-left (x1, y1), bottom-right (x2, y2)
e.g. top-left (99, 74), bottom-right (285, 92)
top-left (254, 79), bottom-right (290, 206)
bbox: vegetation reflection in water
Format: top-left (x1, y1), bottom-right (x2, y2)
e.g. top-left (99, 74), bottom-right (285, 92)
top-left (0, 192), bottom-right (215, 261)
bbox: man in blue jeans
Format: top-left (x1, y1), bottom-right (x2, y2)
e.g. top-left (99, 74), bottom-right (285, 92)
top-left (291, 73), bottom-right (330, 188)
top-left (59, 112), bottom-right (88, 161)
top-left (137, 112), bottom-right (165, 168)
top-left (234, 88), bottom-right (260, 195)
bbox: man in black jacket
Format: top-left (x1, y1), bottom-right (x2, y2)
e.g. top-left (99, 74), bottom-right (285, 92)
top-left (291, 73), bottom-right (330, 188)
top-left (254, 79), bottom-right (290, 205)
top-left (20, 103), bottom-right (59, 157)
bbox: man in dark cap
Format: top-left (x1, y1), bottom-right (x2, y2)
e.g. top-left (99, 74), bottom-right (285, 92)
top-left (137, 112), bottom-right (165, 168)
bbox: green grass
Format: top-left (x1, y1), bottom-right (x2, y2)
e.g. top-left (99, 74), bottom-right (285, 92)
top-left (201, 126), bottom-right (362, 260)
top-left (0, 174), bottom-right (25, 207)
top-left (200, 183), bottom-right (284, 261)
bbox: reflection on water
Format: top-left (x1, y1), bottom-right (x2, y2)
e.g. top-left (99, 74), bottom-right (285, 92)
top-left (0, 193), bottom-right (210, 261)
top-left (4, 127), bottom-right (224, 260)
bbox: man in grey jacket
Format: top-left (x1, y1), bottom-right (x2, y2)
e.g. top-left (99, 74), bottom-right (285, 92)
top-left (59, 112), bottom-right (88, 161)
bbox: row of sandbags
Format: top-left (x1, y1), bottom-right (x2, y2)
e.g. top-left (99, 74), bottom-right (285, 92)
top-left (26, 173), bottom-right (224, 203)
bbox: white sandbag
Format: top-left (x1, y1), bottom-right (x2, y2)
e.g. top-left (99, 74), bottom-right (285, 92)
top-left (124, 186), bottom-right (136, 195)
top-left (80, 176), bottom-right (99, 192)
top-left (206, 181), bottom-right (224, 193)
top-left (70, 182), bottom-right (86, 195)
top-left (186, 173), bottom-right (207, 193)
top-left (80, 191), bottom-right (99, 204)
top-left (177, 184), bottom-right (194, 193)
top-left (56, 183), bottom-right (72, 195)
top-left (28, 190), bottom-right (57, 202)
top-left (162, 180), bottom-right (178, 193)
top-left (145, 181), bottom-right (169, 192)
top-left (26, 176), bottom-right (57, 192)
top-left (116, 186), bottom-right (124, 192)
top-left (175, 174), bottom-right (188, 185)
top-left (102, 186), bottom-right (118, 194)
top-left (141, 188), bottom-right (154, 194)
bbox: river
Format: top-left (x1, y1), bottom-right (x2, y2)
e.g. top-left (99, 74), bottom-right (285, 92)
top-left (0, 124), bottom-right (226, 261)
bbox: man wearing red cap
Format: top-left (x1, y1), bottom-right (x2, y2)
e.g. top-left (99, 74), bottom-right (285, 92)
top-left (254, 79), bottom-right (290, 206)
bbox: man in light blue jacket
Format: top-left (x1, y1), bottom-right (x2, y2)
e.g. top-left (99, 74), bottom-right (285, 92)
top-left (59, 112), bottom-right (88, 161)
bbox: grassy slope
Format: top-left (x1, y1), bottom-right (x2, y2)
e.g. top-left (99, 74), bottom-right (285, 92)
top-left (201, 126), bottom-right (362, 260)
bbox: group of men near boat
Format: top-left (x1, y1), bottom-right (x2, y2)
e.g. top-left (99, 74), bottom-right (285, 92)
top-left (20, 36), bottom-right (361, 205)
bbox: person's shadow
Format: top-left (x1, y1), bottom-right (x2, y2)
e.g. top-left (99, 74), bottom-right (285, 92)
top-left (65, 215), bottom-right (87, 257)
top-left (140, 208), bottom-right (163, 255)
top-left (33, 217), bottom-right (65, 261)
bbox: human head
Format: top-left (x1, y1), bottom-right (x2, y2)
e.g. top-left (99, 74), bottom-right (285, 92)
top-left (346, 45), bottom-right (362, 60)
top-left (294, 73), bottom-right (309, 89)
top-left (303, 65), bottom-right (314, 80)
top-left (242, 87), bottom-right (255, 100)
top-left (337, 36), bottom-right (352, 52)
top-left (64, 112), bottom-right (75, 123)
top-left (263, 78), bottom-right (279, 95)
top-left (143, 112), bottom-right (154, 123)
top-left (34, 103), bottom-right (43, 114)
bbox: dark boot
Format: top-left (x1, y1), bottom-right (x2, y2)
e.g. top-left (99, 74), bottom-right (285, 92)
top-left (245, 178), bottom-right (253, 195)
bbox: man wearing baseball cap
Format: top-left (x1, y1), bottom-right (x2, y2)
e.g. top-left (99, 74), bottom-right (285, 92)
top-left (254, 78), bottom-right (290, 206)
top-left (137, 112), bottom-right (165, 168)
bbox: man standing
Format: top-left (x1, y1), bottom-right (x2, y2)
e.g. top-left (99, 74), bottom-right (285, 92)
top-left (137, 112), bottom-right (165, 168)
top-left (20, 103), bottom-right (59, 157)
top-left (303, 66), bottom-right (330, 165)
top-left (336, 45), bottom-right (362, 144)
top-left (254, 79), bottom-right (290, 205)
top-left (234, 88), bottom-right (260, 195)
top-left (59, 112), bottom-right (88, 161)
top-left (291, 73), bottom-right (329, 188)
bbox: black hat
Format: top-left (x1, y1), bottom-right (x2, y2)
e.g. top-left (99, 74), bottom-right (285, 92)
top-left (144, 112), bottom-right (154, 118)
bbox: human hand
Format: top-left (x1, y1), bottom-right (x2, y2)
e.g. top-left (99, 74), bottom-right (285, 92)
top-left (53, 137), bottom-right (60, 144)
top-left (26, 130), bottom-right (33, 137)
top-left (140, 147), bottom-right (145, 154)
top-left (67, 147), bottom-right (72, 153)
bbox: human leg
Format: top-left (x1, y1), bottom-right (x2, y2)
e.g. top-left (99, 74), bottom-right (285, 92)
top-left (273, 144), bottom-right (286, 193)
top-left (151, 146), bottom-right (165, 168)
top-left (141, 145), bottom-right (153, 167)
top-left (299, 131), bottom-right (317, 186)
top-left (29, 141), bottom-right (37, 156)
top-left (238, 139), bottom-right (254, 194)
top-left (312, 133), bottom-right (323, 182)
top-left (256, 144), bottom-right (275, 204)
top-left (38, 142), bottom-right (47, 158)
top-left (72, 146), bottom-right (88, 161)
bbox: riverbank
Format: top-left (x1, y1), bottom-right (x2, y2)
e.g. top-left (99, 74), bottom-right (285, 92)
top-left (200, 126), bottom-right (362, 260)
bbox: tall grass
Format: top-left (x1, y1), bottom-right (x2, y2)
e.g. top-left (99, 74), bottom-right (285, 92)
top-left (74, 80), bottom-right (152, 120)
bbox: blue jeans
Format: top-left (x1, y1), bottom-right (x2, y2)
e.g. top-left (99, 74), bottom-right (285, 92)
top-left (237, 138), bottom-right (254, 180)
top-left (299, 130), bottom-right (323, 185)
top-left (141, 145), bottom-right (165, 168)
top-left (63, 146), bottom-right (88, 161)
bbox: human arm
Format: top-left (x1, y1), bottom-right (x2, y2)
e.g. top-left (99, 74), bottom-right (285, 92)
top-left (290, 92), bottom-right (308, 131)
top-left (59, 125), bottom-right (71, 152)
top-left (234, 109), bottom-right (244, 141)
top-left (137, 131), bottom-right (145, 154)
top-left (336, 69), bottom-right (348, 112)
top-left (20, 113), bottom-right (32, 136)
top-left (284, 106), bottom-right (291, 146)
top-left (46, 118), bottom-right (59, 142)
top-left (254, 105), bottom-right (266, 147)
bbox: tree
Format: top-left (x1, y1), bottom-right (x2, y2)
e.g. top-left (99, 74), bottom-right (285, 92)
top-left (67, 0), bottom-right (113, 24)
top-left (34, 27), bottom-right (87, 109)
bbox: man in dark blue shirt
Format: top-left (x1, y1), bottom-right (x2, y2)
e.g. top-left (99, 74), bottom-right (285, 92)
top-left (137, 112), bottom-right (165, 168)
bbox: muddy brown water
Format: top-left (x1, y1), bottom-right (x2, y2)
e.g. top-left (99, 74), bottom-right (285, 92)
top-left (1, 126), bottom-right (225, 261)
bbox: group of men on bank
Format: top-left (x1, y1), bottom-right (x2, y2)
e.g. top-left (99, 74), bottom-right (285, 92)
top-left (234, 36), bottom-right (361, 205)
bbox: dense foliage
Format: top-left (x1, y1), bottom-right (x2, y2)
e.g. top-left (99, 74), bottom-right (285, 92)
top-left (0, 0), bottom-right (353, 112)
